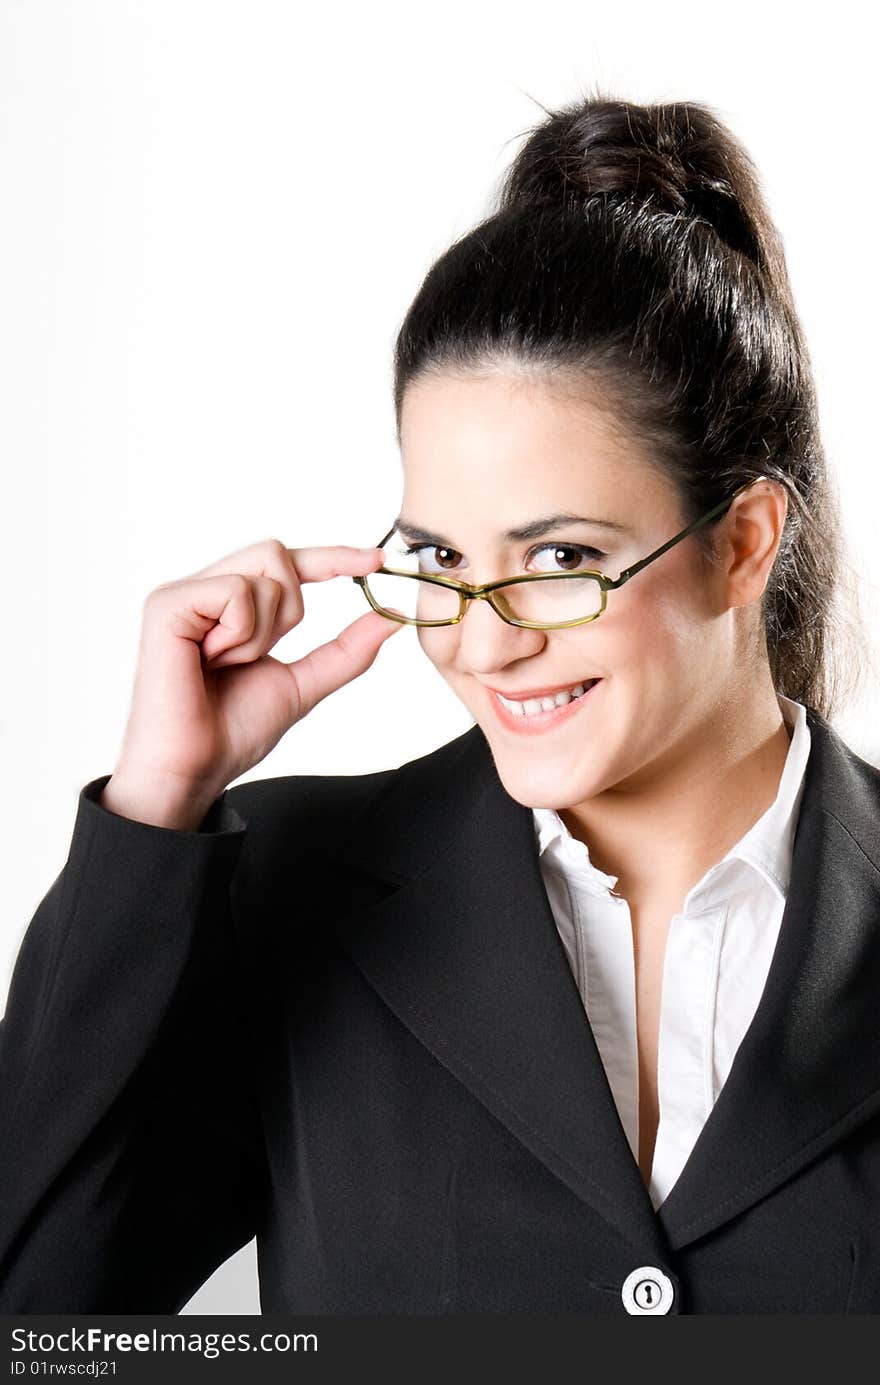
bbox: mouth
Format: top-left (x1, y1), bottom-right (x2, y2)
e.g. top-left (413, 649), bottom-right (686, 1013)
top-left (488, 678), bottom-right (602, 735)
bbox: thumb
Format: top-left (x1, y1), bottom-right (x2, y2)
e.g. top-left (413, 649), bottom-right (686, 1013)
top-left (284, 610), bottom-right (404, 718)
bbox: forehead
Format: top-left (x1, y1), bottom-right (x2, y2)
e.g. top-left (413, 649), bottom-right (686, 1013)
top-left (397, 369), bottom-right (671, 526)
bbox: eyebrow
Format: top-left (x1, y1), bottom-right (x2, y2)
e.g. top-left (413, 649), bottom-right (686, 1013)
top-left (393, 512), bottom-right (635, 544)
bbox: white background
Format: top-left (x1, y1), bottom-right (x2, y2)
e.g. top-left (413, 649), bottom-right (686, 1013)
top-left (2, 0), bottom-right (878, 1314)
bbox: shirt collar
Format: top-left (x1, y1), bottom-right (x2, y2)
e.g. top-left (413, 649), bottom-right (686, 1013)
top-left (532, 694), bottom-right (812, 908)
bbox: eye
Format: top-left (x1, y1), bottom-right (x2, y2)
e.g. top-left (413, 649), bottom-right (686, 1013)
top-left (399, 541), bottom-right (606, 575)
top-left (528, 542), bottom-right (607, 573)
top-left (400, 543), bottom-right (463, 573)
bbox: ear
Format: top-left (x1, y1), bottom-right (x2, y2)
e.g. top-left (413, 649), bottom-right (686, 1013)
top-left (721, 479), bottom-right (789, 609)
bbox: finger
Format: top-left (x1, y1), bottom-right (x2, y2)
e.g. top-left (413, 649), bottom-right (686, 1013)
top-left (186, 541), bottom-right (387, 649)
top-left (190, 540), bottom-right (386, 586)
top-left (253, 544), bottom-right (390, 651)
top-left (203, 576), bottom-right (283, 665)
top-left (284, 610), bottom-right (404, 719)
top-left (144, 573), bottom-right (258, 653)
top-left (285, 545), bottom-right (389, 584)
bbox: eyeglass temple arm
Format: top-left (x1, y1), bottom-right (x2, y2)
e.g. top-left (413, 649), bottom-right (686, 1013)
top-left (376, 524), bottom-right (397, 550)
top-left (606, 480), bottom-right (757, 590)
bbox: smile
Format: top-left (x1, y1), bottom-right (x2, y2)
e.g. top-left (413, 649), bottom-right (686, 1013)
top-left (489, 679), bottom-right (602, 734)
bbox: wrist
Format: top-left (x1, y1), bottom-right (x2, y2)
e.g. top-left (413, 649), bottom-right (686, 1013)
top-left (98, 768), bottom-right (225, 831)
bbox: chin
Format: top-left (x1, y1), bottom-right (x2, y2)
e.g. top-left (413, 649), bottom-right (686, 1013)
top-left (482, 743), bottom-right (599, 808)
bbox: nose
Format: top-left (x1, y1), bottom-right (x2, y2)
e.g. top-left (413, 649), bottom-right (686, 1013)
top-left (454, 590), bottom-right (546, 670)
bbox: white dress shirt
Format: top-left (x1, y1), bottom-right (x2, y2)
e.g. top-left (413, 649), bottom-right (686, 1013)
top-left (532, 693), bottom-right (811, 1211)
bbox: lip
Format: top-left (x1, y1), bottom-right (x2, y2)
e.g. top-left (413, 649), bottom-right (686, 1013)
top-left (485, 679), bottom-right (601, 700)
top-left (489, 679), bottom-right (602, 735)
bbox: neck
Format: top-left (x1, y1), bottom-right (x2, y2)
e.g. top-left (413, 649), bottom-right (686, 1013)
top-left (559, 679), bottom-right (793, 914)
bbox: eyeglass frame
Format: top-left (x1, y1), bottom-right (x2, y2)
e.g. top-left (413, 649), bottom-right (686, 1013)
top-left (352, 477), bottom-right (763, 630)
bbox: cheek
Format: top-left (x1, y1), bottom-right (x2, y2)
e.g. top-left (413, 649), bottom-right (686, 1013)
top-left (416, 627), bottom-right (456, 667)
top-left (609, 578), bottom-right (708, 678)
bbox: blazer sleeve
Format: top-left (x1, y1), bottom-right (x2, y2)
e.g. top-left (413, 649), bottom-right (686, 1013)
top-left (0, 773), bottom-right (269, 1312)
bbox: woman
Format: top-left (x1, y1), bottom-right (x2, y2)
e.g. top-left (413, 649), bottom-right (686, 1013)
top-left (1, 93), bottom-right (877, 1316)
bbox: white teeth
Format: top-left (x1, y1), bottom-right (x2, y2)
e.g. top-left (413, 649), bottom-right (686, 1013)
top-left (498, 680), bottom-right (595, 718)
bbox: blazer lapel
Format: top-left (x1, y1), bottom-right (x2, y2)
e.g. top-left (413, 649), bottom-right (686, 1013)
top-left (657, 706), bottom-right (880, 1248)
top-left (326, 708), bottom-right (880, 1259)
top-left (327, 723), bottom-right (671, 1263)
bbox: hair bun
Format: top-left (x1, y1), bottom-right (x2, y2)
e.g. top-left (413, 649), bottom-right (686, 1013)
top-left (497, 92), bottom-right (775, 273)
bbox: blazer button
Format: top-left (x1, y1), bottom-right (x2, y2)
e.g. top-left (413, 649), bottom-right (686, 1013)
top-left (621, 1266), bottom-right (675, 1315)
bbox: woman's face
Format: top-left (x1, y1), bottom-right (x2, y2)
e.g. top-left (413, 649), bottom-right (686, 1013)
top-left (396, 368), bottom-right (744, 810)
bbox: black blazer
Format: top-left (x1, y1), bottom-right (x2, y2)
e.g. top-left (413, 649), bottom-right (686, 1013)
top-left (1, 704), bottom-right (879, 1314)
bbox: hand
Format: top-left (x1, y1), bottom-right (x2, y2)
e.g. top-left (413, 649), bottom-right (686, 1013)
top-left (99, 539), bottom-right (402, 828)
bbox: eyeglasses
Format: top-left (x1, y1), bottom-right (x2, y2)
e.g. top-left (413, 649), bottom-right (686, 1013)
top-left (352, 478), bottom-right (762, 630)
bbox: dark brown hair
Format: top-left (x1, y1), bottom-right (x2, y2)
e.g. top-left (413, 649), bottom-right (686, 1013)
top-left (392, 90), bottom-right (867, 718)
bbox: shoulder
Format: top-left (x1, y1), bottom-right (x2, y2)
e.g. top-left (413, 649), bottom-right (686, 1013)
top-left (222, 720), bottom-right (486, 862)
top-left (804, 706), bottom-right (880, 868)
top-left (221, 723), bottom-right (489, 957)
